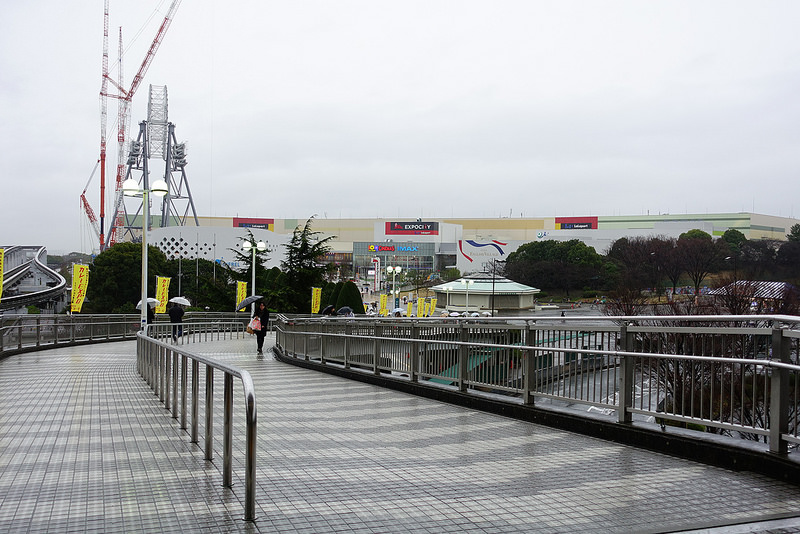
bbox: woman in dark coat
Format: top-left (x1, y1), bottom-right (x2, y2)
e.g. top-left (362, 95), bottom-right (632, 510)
top-left (253, 301), bottom-right (270, 355)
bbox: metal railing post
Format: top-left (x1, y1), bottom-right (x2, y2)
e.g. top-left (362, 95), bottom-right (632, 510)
top-left (154, 346), bottom-right (162, 399)
top-left (344, 323), bottom-right (352, 369)
top-left (523, 322), bottom-right (535, 405)
top-left (181, 354), bottom-right (188, 430)
top-left (164, 347), bottom-right (171, 409)
top-left (769, 325), bottom-right (790, 454)
top-left (191, 360), bottom-right (199, 443)
top-left (223, 373), bottom-right (233, 487)
top-left (410, 322), bottom-right (419, 382)
top-left (172, 351), bottom-right (179, 419)
top-left (149, 341), bottom-right (156, 388)
top-left (458, 323), bottom-right (469, 392)
top-left (244, 373), bottom-right (257, 522)
top-left (320, 322), bottom-right (326, 364)
top-left (373, 324), bottom-right (382, 375)
top-left (205, 366), bottom-right (214, 461)
top-left (618, 323), bottom-right (634, 424)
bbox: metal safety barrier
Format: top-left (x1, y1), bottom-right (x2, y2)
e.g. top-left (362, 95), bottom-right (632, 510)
top-left (0, 314), bottom-right (141, 356)
top-left (276, 314), bottom-right (800, 455)
top-left (136, 322), bottom-right (258, 522)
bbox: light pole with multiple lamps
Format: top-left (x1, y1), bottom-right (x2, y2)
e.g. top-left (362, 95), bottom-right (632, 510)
top-left (386, 266), bottom-right (402, 309)
top-left (123, 177), bottom-right (169, 331)
top-left (461, 278), bottom-right (475, 315)
top-left (242, 240), bottom-right (267, 315)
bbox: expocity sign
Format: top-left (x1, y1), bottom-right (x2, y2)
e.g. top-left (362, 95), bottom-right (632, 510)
top-left (385, 221), bottom-right (439, 235)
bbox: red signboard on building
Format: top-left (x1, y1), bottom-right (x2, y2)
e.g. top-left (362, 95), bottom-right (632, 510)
top-left (385, 221), bottom-right (439, 235)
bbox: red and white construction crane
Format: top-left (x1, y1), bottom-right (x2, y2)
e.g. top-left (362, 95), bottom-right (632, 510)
top-left (83, 0), bottom-right (181, 251)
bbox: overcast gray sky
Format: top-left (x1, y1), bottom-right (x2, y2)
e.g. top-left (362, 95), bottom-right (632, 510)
top-left (2, 1), bottom-right (799, 254)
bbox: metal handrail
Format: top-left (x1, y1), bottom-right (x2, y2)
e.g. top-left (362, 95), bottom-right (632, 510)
top-left (0, 313), bottom-right (270, 357)
top-left (274, 313), bottom-right (800, 455)
top-left (136, 324), bottom-right (258, 522)
top-left (276, 326), bottom-right (800, 372)
top-left (1, 314), bottom-right (141, 355)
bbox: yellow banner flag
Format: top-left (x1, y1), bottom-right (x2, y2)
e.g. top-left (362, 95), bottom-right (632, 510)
top-left (423, 300), bottom-right (430, 317)
top-left (311, 287), bottom-right (322, 314)
top-left (236, 281), bottom-right (248, 311)
top-left (70, 264), bottom-right (89, 313)
top-left (0, 248), bottom-right (4, 302)
top-left (155, 277), bottom-right (170, 314)
top-left (379, 294), bottom-right (388, 316)
top-left (430, 298), bottom-right (437, 316)
top-left (407, 301), bottom-right (413, 317)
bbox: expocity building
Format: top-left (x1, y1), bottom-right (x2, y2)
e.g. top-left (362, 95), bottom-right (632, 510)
top-left (145, 212), bottom-right (800, 291)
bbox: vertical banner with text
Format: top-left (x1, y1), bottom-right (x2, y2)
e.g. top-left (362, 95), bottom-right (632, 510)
top-left (236, 281), bottom-right (248, 310)
top-left (70, 264), bottom-right (89, 313)
top-left (407, 301), bottom-right (413, 317)
top-left (379, 294), bottom-right (388, 316)
top-left (311, 287), bottom-right (322, 314)
top-left (155, 277), bottom-right (170, 314)
top-left (430, 298), bottom-right (437, 317)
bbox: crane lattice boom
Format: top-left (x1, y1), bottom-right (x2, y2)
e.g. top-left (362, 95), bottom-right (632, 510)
top-left (84, 0), bottom-right (182, 251)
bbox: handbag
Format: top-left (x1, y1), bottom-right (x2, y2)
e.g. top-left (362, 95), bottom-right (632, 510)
top-left (246, 326), bottom-right (254, 335)
top-left (248, 317), bottom-right (262, 332)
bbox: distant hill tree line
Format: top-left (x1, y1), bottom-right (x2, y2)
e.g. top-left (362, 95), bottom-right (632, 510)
top-left (504, 225), bottom-right (800, 301)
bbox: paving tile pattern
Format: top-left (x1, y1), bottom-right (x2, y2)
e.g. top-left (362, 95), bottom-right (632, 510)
top-left (1, 335), bottom-right (800, 533)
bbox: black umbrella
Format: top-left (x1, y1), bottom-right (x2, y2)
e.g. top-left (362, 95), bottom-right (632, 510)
top-left (236, 295), bottom-right (263, 311)
top-left (321, 304), bottom-right (335, 315)
top-left (336, 306), bottom-right (353, 316)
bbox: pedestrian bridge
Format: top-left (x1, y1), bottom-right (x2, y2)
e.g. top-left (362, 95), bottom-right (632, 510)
top-left (1, 314), bottom-right (800, 532)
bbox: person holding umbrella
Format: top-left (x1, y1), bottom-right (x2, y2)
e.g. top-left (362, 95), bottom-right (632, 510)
top-left (168, 303), bottom-right (185, 341)
top-left (252, 301), bottom-right (270, 355)
top-left (168, 296), bottom-right (190, 341)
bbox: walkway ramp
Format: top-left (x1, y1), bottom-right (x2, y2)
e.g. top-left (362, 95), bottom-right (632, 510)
top-left (2, 336), bottom-right (800, 532)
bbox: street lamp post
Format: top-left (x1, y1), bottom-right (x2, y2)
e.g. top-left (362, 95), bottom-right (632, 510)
top-left (242, 239), bottom-right (267, 315)
top-left (490, 259), bottom-right (505, 317)
top-left (725, 255), bottom-right (739, 298)
top-left (445, 286), bottom-right (453, 311)
top-left (387, 266), bottom-right (401, 308)
top-left (123, 177), bottom-right (169, 331)
top-left (460, 279), bottom-right (474, 315)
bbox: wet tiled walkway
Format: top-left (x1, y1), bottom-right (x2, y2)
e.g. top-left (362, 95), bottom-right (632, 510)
top-left (2, 335), bottom-right (800, 533)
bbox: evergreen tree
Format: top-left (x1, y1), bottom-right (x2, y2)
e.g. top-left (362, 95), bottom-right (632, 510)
top-left (335, 281), bottom-right (366, 314)
top-left (320, 281), bottom-right (336, 308)
top-left (281, 217), bottom-right (335, 312)
top-left (787, 224), bottom-right (800, 242)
